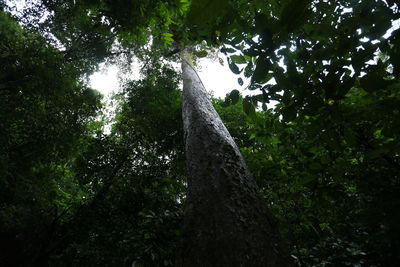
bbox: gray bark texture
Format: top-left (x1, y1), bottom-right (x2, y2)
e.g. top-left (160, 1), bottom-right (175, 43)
top-left (176, 55), bottom-right (293, 267)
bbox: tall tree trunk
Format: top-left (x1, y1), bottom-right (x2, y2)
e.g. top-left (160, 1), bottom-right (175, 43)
top-left (176, 53), bottom-right (293, 266)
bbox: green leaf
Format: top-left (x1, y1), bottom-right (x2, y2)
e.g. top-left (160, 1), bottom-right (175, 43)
top-left (237, 77), bottom-right (244, 86)
top-left (244, 62), bottom-right (254, 78)
top-left (229, 89), bottom-right (240, 105)
top-left (267, 137), bottom-right (280, 146)
top-left (252, 56), bottom-right (271, 84)
top-left (179, 0), bottom-right (191, 15)
top-left (251, 94), bottom-right (264, 103)
top-left (196, 50), bottom-right (208, 57)
top-left (162, 32), bottom-right (174, 47)
top-left (243, 96), bottom-right (256, 119)
top-left (221, 47), bottom-right (236, 54)
top-left (228, 59), bottom-right (242, 74)
top-left (231, 55), bottom-right (247, 64)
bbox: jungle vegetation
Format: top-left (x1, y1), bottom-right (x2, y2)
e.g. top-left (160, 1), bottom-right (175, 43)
top-left (0, 0), bottom-right (399, 266)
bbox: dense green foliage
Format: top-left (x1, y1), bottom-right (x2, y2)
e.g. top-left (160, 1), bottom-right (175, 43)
top-left (0, 9), bottom-right (101, 265)
top-left (1, 0), bottom-right (399, 266)
top-left (52, 64), bottom-right (185, 266)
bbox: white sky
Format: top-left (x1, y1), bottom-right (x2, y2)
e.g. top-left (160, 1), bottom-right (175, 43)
top-left (89, 65), bottom-right (120, 97)
top-left (90, 56), bottom-right (247, 99)
top-left (197, 57), bottom-right (247, 98)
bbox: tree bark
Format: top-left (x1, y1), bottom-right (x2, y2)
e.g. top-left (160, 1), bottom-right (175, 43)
top-left (176, 54), bottom-right (293, 266)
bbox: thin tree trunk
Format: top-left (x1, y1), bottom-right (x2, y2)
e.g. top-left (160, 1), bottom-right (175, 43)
top-left (176, 53), bottom-right (293, 266)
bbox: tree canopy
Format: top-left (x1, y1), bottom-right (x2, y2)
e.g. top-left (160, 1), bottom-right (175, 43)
top-left (1, 0), bottom-right (399, 266)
